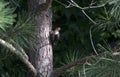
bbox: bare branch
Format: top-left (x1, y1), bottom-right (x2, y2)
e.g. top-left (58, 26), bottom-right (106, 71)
top-left (67, 0), bottom-right (106, 10)
top-left (55, 0), bottom-right (106, 24)
top-left (67, 0), bottom-right (105, 24)
top-left (81, 10), bottom-right (97, 24)
top-left (54, 0), bottom-right (68, 7)
top-left (82, 4), bottom-right (106, 10)
top-left (0, 38), bottom-right (37, 77)
top-left (89, 26), bottom-right (98, 55)
top-left (89, 0), bottom-right (96, 6)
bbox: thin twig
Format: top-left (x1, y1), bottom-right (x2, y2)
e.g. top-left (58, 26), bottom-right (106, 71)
top-left (89, 26), bottom-right (98, 55)
top-left (82, 4), bottom-right (106, 10)
top-left (68, 0), bottom-right (106, 10)
top-left (83, 63), bottom-right (87, 77)
top-left (54, 0), bottom-right (106, 24)
top-left (82, 10), bottom-right (97, 24)
top-left (66, 1), bottom-right (74, 8)
top-left (54, 0), bottom-right (67, 7)
top-left (89, 0), bottom-right (96, 6)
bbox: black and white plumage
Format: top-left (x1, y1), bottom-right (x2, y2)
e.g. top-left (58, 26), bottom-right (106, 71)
top-left (50, 27), bottom-right (61, 46)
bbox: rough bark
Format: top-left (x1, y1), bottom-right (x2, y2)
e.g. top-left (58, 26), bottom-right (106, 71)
top-left (28, 0), bottom-right (53, 77)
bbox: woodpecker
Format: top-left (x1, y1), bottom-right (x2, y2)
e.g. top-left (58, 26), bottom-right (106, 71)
top-left (50, 27), bottom-right (61, 46)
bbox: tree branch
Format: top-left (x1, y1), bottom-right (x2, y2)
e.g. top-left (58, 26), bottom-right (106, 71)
top-left (51, 56), bottom-right (94, 77)
top-left (81, 10), bottom-right (97, 24)
top-left (82, 4), bottom-right (106, 10)
top-left (67, 0), bottom-right (106, 10)
top-left (55, 0), bottom-right (106, 24)
top-left (0, 38), bottom-right (37, 77)
top-left (51, 51), bottom-right (120, 77)
top-left (89, 26), bottom-right (98, 55)
top-left (11, 39), bottom-right (29, 60)
top-left (67, 0), bottom-right (106, 24)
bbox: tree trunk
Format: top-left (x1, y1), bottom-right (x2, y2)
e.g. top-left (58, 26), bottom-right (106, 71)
top-left (28, 0), bottom-right (53, 77)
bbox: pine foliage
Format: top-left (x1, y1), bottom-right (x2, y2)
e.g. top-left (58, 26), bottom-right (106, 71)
top-left (0, 0), bottom-right (16, 30)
